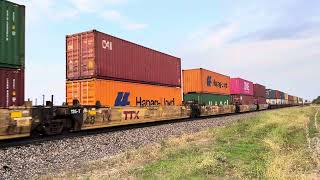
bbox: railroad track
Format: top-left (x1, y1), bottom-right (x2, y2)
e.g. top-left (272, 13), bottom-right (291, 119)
top-left (1, 106), bottom-right (296, 149)
top-left (0, 110), bottom-right (262, 149)
top-left (0, 107), bottom-right (300, 180)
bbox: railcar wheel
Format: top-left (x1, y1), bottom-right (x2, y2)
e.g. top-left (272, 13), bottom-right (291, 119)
top-left (30, 130), bottom-right (41, 138)
top-left (44, 120), bottom-right (65, 135)
top-left (235, 105), bottom-right (240, 113)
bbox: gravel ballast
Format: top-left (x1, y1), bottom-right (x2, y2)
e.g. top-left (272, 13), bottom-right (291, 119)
top-left (0, 112), bottom-right (261, 180)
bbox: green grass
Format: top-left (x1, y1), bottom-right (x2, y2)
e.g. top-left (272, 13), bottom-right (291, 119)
top-left (133, 107), bottom-right (319, 179)
top-left (308, 108), bottom-right (318, 138)
top-left (44, 107), bottom-right (320, 179)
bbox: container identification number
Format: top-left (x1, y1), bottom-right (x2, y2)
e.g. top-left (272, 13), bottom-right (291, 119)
top-left (71, 109), bottom-right (82, 114)
top-left (102, 40), bottom-right (113, 50)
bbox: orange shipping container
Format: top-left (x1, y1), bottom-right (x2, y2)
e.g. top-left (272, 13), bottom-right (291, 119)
top-left (66, 79), bottom-right (182, 107)
top-left (183, 68), bottom-right (230, 95)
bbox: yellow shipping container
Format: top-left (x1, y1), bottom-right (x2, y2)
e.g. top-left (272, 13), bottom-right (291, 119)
top-left (66, 79), bottom-right (182, 107)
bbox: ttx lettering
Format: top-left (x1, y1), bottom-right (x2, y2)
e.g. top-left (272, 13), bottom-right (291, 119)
top-left (123, 111), bottom-right (140, 120)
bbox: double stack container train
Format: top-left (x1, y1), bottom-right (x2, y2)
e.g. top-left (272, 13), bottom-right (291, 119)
top-left (266, 89), bottom-right (303, 108)
top-left (0, 0), bottom-right (305, 141)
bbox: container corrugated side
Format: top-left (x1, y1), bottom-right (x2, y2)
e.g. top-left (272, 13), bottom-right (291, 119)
top-left (66, 30), bottom-right (181, 87)
top-left (279, 91), bottom-right (285, 99)
top-left (230, 78), bottom-right (254, 96)
top-left (255, 97), bottom-right (266, 104)
top-left (0, 1), bottom-right (25, 68)
top-left (266, 89), bottom-right (275, 99)
top-left (231, 94), bottom-right (255, 105)
top-left (183, 93), bottom-right (231, 106)
top-left (288, 95), bottom-right (294, 101)
top-left (275, 90), bottom-right (281, 99)
top-left (266, 89), bottom-right (281, 99)
top-left (253, 84), bottom-right (266, 98)
top-left (66, 79), bottom-right (182, 107)
top-left (182, 68), bottom-right (230, 95)
top-left (0, 67), bottom-right (24, 107)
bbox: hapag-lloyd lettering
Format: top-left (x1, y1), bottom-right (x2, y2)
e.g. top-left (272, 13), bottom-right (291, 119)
top-left (136, 97), bottom-right (175, 107)
top-left (207, 76), bottom-right (228, 89)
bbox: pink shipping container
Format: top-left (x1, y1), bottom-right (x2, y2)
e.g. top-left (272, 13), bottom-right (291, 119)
top-left (230, 78), bottom-right (254, 96)
top-left (66, 30), bottom-right (181, 87)
top-left (0, 68), bottom-right (24, 107)
top-left (253, 84), bottom-right (266, 98)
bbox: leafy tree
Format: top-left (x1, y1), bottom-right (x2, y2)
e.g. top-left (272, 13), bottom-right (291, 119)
top-left (312, 96), bottom-right (320, 104)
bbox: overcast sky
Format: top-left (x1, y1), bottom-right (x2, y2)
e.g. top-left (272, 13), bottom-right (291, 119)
top-left (12, 0), bottom-right (320, 104)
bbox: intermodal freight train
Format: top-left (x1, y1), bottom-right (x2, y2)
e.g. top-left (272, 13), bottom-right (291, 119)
top-left (0, 0), bottom-right (304, 141)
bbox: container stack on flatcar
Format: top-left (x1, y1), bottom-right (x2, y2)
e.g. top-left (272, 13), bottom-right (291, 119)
top-left (0, 0), bottom-right (32, 140)
top-left (293, 96), bottom-right (299, 105)
top-left (0, 0), bottom-right (25, 107)
top-left (266, 89), bottom-right (281, 105)
top-left (182, 68), bottom-right (235, 116)
top-left (230, 78), bottom-right (256, 112)
top-left (279, 91), bottom-right (285, 105)
top-left (183, 68), bottom-right (231, 106)
top-left (253, 84), bottom-right (268, 110)
top-left (65, 30), bottom-right (182, 107)
top-left (284, 93), bottom-right (289, 105)
top-left (288, 95), bottom-right (294, 105)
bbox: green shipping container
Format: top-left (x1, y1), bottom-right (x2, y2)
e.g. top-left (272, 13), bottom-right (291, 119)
top-left (0, 0), bottom-right (25, 68)
top-left (184, 93), bottom-right (231, 106)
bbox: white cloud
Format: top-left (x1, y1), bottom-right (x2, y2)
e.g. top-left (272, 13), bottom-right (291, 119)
top-left (179, 25), bottom-right (320, 100)
top-left (101, 10), bottom-right (122, 20)
top-left (67, 0), bottom-right (126, 12)
top-left (188, 23), bottom-right (239, 51)
top-left (125, 23), bottom-right (148, 30)
top-left (13, 0), bottom-right (79, 24)
top-left (13, 0), bottom-right (146, 30)
top-left (100, 10), bottom-right (148, 31)
top-left (176, 0), bottom-right (320, 100)
top-left (14, 0), bottom-right (54, 23)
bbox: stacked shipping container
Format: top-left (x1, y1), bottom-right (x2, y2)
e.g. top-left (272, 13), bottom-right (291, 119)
top-left (288, 95), bottom-right (294, 104)
top-left (253, 84), bottom-right (267, 105)
top-left (0, 0), bottom-right (25, 107)
top-left (66, 30), bottom-right (182, 107)
top-left (182, 68), bottom-right (231, 106)
top-left (0, 68), bottom-right (24, 107)
top-left (284, 93), bottom-right (289, 105)
top-left (66, 79), bottom-right (182, 107)
top-left (230, 78), bottom-right (255, 105)
top-left (266, 89), bottom-right (281, 105)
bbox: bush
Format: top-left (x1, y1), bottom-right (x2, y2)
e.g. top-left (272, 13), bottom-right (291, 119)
top-left (312, 96), bottom-right (320, 104)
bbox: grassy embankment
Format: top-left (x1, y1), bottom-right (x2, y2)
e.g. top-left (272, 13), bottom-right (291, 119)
top-left (49, 106), bottom-right (320, 179)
